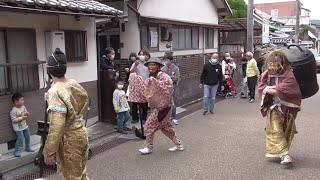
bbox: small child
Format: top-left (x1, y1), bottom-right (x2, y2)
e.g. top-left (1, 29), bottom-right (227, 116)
top-left (10, 93), bottom-right (34, 157)
top-left (113, 78), bottom-right (132, 134)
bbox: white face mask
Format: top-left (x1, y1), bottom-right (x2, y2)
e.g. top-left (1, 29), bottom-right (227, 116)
top-left (211, 59), bottom-right (218, 63)
top-left (117, 84), bottom-right (124, 89)
top-left (139, 55), bottom-right (146, 61)
top-left (110, 55), bottom-right (115, 60)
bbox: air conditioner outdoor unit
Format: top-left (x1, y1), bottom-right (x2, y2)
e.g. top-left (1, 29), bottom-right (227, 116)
top-left (45, 31), bottom-right (65, 59)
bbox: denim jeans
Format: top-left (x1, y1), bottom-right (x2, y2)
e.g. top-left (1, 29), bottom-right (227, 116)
top-left (15, 128), bottom-right (31, 152)
top-left (203, 84), bottom-right (219, 112)
top-left (117, 111), bottom-right (131, 132)
top-left (171, 86), bottom-right (177, 120)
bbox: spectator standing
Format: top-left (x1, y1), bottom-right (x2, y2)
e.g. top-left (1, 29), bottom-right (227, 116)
top-left (162, 54), bottom-right (180, 125)
top-left (240, 56), bottom-right (248, 98)
top-left (10, 93), bottom-right (34, 157)
top-left (129, 50), bottom-right (150, 124)
top-left (200, 53), bottom-right (224, 115)
top-left (125, 53), bottom-right (137, 83)
top-left (100, 47), bottom-right (117, 72)
top-left (246, 52), bottom-right (260, 103)
top-left (113, 78), bottom-right (132, 134)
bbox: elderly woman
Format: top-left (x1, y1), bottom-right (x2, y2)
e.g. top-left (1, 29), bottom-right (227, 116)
top-left (246, 52), bottom-right (260, 103)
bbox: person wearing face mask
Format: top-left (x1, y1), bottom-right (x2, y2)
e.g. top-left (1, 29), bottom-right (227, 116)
top-left (113, 78), bottom-right (131, 134)
top-left (100, 47), bottom-right (117, 71)
top-left (200, 53), bottom-right (224, 115)
top-left (125, 53), bottom-right (137, 83)
top-left (129, 50), bottom-right (150, 124)
top-left (161, 53), bottom-right (180, 125)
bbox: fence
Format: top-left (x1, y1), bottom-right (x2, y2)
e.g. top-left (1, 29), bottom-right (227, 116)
top-left (115, 51), bottom-right (243, 80)
top-left (0, 61), bottom-right (46, 96)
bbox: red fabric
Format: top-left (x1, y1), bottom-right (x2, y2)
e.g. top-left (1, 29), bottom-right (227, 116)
top-left (226, 78), bottom-right (236, 91)
top-left (258, 69), bottom-right (302, 117)
top-left (144, 72), bottom-right (173, 110)
top-left (128, 73), bottom-right (147, 103)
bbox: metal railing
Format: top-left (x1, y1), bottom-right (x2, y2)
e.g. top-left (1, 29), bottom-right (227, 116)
top-left (0, 61), bottom-right (46, 95)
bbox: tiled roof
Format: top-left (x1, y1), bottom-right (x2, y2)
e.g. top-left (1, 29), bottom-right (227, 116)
top-left (0, 0), bottom-right (122, 16)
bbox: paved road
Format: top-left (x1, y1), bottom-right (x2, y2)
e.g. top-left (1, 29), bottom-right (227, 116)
top-left (50, 75), bottom-right (320, 180)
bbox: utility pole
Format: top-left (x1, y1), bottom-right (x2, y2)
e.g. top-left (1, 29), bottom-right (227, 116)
top-left (295, 0), bottom-right (301, 44)
top-left (247, 0), bottom-right (254, 52)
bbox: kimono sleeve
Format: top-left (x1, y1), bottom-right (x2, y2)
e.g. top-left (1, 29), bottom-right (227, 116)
top-left (43, 91), bottom-right (67, 157)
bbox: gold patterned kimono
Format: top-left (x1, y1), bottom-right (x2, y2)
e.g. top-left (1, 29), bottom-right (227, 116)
top-left (43, 79), bottom-right (89, 180)
top-left (258, 69), bottom-right (302, 158)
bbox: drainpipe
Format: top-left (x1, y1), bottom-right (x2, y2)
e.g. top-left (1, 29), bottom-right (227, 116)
top-left (203, 27), bottom-right (206, 64)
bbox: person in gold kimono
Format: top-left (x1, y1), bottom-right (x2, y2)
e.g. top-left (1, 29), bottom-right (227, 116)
top-left (258, 50), bottom-right (302, 165)
top-left (43, 48), bottom-right (90, 179)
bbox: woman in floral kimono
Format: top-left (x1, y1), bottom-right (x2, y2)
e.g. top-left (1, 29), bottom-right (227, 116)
top-left (44, 48), bottom-right (90, 179)
top-left (128, 57), bottom-right (184, 155)
top-left (258, 50), bottom-right (302, 165)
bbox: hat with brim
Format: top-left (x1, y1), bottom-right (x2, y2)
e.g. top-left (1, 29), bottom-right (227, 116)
top-left (144, 57), bottom-right (165, 67)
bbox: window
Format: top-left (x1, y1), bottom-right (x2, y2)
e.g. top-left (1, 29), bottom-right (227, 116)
top-left (192, 27), bottom-right (199, 49)
top-left (0, 28), bottom-right (41, 95)
top-left (65, 30), bottom-right (87, 62)
top-left (206, 28), bottom-right (216, 49)
top-left (140, 25), bottom-right (159, 51)
top-left (271, 9), bottom-right (278, 17)
top-left (172, 26), bottom-right (199, 50)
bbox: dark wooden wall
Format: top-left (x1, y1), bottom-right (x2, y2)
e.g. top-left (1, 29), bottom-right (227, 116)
top-left (0, 80), bottom-right (98, 144)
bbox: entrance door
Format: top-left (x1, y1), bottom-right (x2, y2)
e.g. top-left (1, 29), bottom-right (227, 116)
top-left (110, 35), bottom-right (120, 60)
top-left (98, 35), bottom-right (108, 58)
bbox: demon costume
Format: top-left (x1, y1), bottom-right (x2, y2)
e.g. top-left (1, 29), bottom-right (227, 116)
top-left (128, 57), bottom-right (184, 155)
top-left (258, 51), bottom-right (302, 164)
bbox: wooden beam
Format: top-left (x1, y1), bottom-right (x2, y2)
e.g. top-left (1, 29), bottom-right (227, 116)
top-left (217, 8), bottom-right (228, 13)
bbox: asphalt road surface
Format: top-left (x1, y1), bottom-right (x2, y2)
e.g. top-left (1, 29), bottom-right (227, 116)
top-left (49, 75), bottom-right (320, 180)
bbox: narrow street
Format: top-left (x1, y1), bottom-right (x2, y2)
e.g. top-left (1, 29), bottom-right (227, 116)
top-left (47, 75), bottom-right (320, 180)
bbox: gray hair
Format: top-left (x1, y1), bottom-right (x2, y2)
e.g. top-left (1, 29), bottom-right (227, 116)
top-left (246, 52), bottom-right (253, 59)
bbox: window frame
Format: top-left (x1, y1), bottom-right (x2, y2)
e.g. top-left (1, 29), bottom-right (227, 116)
top-left (172, 25), bottom-right (199, 51)
top-left (0, 28), bottom-right (41, 95)
top-left (64, 30), bottom-right (88, 63)
top-left (206, 28), bottom-right (217, 49)
top-left (140, 24), bottom-right (159, 52)
top-left (271, 9), bottom-right (279, 17)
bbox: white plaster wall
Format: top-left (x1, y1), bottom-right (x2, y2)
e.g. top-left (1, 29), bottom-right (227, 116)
top-left (137, 0), bottom-right (219, 25)
top-left (118, 0), bottom-right (220, 59)
top-left (0, 12), bottom-right (98, 86)
top-left (120, 9), bottom-right (141, 59)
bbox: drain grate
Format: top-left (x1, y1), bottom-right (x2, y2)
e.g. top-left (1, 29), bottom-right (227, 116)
top-left (90, 138), bottom-right (130, 157)
top-left (10, 138), bottom-right (131, 180)
top-left (11, 166), bottom-right (56, 180)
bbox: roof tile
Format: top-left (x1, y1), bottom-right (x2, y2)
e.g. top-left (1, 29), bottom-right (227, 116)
top-left (1, 0), bottom-right (122, 16)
